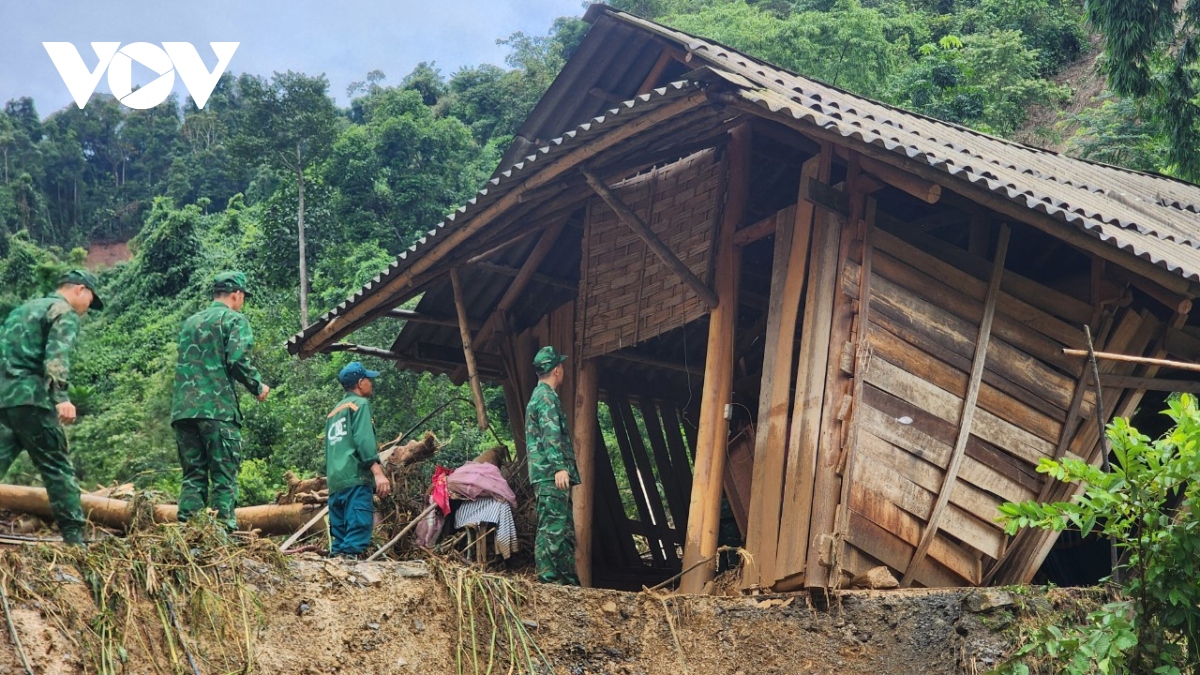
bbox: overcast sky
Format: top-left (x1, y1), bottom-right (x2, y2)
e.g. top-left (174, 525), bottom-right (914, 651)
top-left (0, 0), bottom-right (586, 117)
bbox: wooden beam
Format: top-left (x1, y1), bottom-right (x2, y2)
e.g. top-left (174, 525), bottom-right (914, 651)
top-left (326, 343), bottom-right (404, 360)
top-left (680, 123), bottom-right (750, 594)
top-left (581, 166), bottom-right (720, 310)
top-left (742, 156), bottom-right (819, 590)
top-left (1101, 374), bottom-right (1200, 393)
top-left (573, 359), bottom-right (598, 587)
top-left (900, 224), bottom-right (1010, 587)
top-left (450, 268), bottom-right (490, 430)
top-left (473, 262), bottom-right (577, 291)
top-left (464, 226), bottom-right (545, 265)
top-left (297, 89), bottom-right (710, 356)
top-left (606, 349), bottom-right (701, 376)
top-left (733, 204), bottom-right (798, 247)
top-left (386, 308), bottom-right (477, 329)
top-left (637, 49), bottom-right (678, 96)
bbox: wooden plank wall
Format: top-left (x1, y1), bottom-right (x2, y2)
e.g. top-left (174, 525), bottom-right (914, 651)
top-left (823, 217), bottom-right (1158, 588)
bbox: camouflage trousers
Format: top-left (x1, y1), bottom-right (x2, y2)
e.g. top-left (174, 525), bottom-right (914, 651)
top-left (0, 406), bottom-right (86, 544)
top-left (173, 419), bottom-right (241, 531)
top-left (533, 483), bottom-right (579, 585)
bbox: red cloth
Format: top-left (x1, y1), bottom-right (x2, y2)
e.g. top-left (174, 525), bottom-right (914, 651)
top-left (430, 466), bottom-right (453, 515)
top-left (445, 462), bottom-right (517, 508)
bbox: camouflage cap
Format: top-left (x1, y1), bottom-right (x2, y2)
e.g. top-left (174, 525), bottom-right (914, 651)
top-left (532, 345), bottom-right (568, 375)
top-left (58, 269), bottom-right (104, 310)
top-left (212, 271), bottom-right (251, 296)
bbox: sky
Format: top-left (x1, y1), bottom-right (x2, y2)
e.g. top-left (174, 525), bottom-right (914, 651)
top-left (0, 0), bottom-right (586, 117)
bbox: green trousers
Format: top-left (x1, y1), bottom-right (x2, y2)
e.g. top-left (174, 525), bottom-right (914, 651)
top-left (0, 406), bottom-right (86, 544)
top-left (173, 419), bottom-right (241, 531)
top-left (534, 483), bottom-right (579, 585)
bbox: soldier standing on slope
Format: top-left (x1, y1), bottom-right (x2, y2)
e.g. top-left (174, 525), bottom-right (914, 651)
top-left (0, 270), bottom-right (104, 545)
top-left (525, 346), bottom-right (580, 585)
top-left (170, 271), bottom-right (269, 531)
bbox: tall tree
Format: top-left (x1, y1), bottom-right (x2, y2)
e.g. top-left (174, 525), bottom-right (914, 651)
top-left (1087, 0), bottom-right (1200, 180)
top-left (232, 72), bottom-right (337, 328)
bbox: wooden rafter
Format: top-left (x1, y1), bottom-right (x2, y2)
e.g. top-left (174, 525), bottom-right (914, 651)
top-left (900, 224), bottom-right (1011, 587)
top-left (581, 166), bottom-right (720, 310)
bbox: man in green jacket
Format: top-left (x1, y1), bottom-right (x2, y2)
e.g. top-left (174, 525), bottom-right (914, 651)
top-left (525, 345), bottom-right (580, 585)
top-left (0, 269), bottom-right (104, 545)
top-left (325, 362), bottom-right (391, 558)
top-left (170, 271), bottom-right (269, 531)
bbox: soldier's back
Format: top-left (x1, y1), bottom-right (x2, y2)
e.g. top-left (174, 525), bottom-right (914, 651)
top-left (0, 295), bottom-right (76, 410)
top-left (170, 303), bottom-right (239, 423)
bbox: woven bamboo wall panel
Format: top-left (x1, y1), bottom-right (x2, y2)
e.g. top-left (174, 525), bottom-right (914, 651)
top-left (578, 149), bottom-right (721, 359)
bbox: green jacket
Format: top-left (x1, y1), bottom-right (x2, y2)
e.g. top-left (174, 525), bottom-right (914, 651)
top-left (0, 292), bottom-right (81, 410)
top-left (324, 393), bottom-right (379, 494)
top-left (170, 301), bottom-right (263, 424)
top-left (525, 382), bottom-right (579, 486)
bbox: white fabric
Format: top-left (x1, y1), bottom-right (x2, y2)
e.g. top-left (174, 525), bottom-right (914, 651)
top-left (453, 496), bottom-right (518, 559)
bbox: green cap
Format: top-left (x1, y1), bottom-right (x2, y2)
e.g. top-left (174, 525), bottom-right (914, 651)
top-left (532, 345), bottom-right (568, 375)
top-left (58, 269), bottom-right (104, 310)
top-left (212, 270), bottom-right (251, 296)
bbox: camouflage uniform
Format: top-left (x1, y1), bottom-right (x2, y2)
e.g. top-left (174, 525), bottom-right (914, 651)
top-left (0, 270), bottom-right (103, 545)
top-left (170, 272), bottom-right (263, 531)
top-left (525, 346), bottom-right (580, 585)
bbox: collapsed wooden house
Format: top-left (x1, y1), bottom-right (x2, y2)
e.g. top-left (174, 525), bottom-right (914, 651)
top-left (288, 6), bottom-right (1200, 592)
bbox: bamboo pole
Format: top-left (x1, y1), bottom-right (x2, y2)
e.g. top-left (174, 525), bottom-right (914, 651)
top-left (679, 123), bottom-right (750, 594)
top-left (366, 503), bottom-right (438, 561)
top-left (451, 267), bottom-right (490, 430)
top-left (573, 359), bottom-right (598, 587)
top-left (1061, 348), bottom-right (1200, 374)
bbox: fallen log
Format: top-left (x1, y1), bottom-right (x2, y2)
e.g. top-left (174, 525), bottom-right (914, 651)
top-left (0, 484), bottom-right (325, 536)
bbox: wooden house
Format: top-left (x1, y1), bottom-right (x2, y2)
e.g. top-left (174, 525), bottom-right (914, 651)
top-left (288, 6), bottom-right (1200, 593)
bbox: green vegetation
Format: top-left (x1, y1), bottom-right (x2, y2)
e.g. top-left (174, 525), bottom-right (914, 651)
top-left (998, 395), bottom-right (1200, 673)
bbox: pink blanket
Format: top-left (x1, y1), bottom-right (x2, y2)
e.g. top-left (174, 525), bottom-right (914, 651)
top-left (445, 462), bottom-right (517, 508)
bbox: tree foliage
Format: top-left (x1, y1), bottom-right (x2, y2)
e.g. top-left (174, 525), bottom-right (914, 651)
top-left (999, 396), bottom-right (1200, 673)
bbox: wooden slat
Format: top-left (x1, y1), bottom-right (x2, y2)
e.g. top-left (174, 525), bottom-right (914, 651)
top-left (844, 261), bottom-right (1078, 414)
top-left (744, 155), bottom-right (820, 589)
top-left (848, 481), bottom-right (979, 584)
top-left (723, 430), bottom-right (755, 537)
top-left (843, 511), bottom-right (965, 588)
top-left (639, 398), bottom-right (688, 532)
top-left (800, 201), bottom-right (858, 589)
top-left (615, 395), bottom-right (678, 557)
top-left (606, 393), bottom-right (667, 566)
top-left (853, 445), bottom-right (1004, 559)
top-left (660, 403), bottom-right (695, 522)
top-left (858, 392), bottom-right (1037, 503)
top-left (592, 419), bottom-right (641, 568)
top-left (867, 320), bottom-right (1062, 445)
top-left (680, 124), bottom-right (748, 594)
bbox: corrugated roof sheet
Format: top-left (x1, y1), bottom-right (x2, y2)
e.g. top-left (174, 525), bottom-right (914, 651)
top-left (290, 6), bottom-right (1200, 356)
top-left (601, 8), bottom-right (1200, 282)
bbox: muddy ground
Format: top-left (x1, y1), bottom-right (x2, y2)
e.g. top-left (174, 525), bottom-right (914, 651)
top-left (0, 550), bottom-right (1092, 675)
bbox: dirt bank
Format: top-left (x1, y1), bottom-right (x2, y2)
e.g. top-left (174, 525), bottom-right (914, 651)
top-left (0, 550), bottom-right (1094, 675)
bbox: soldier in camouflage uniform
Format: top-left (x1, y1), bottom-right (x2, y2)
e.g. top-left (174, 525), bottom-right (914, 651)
top-left (525, 345), bottom-right (580, 585)
top-left (0, 269), bottom-right (104, 545)
top-left (170, 271), bottom-right (270, 531)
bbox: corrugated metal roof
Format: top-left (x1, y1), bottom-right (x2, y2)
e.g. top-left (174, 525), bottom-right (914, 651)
top-left (290, 6), bottom-right (1200, 357)
top-left (599, 8), bottom-right (1200, 283)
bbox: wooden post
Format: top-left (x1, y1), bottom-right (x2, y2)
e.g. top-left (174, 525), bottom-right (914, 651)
top-left (742, 155), bottom-right (820, 590)
top-left (900, 224), bottom-right (1010, 587)
top-left (581, 167), bottom-right (720, 310)
top-left (679, 124), bottom-right (750, 594)
top-left (450, 267), bottom-right (489, 430)
top-left (573, 359), bottom-right (597, 587)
